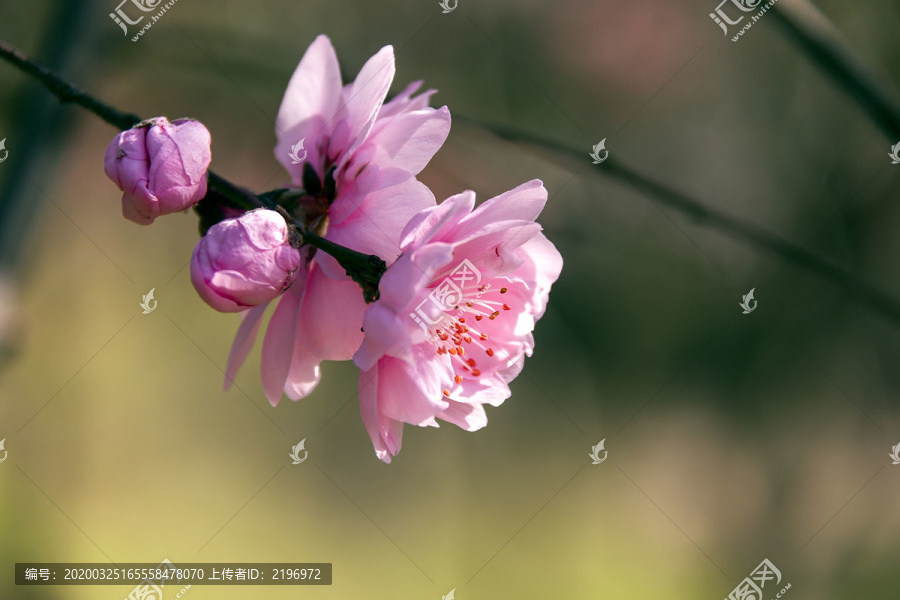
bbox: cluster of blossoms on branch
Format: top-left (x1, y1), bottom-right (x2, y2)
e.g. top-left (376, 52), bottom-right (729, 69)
top-left (103, 35), bottom-right (562, 463)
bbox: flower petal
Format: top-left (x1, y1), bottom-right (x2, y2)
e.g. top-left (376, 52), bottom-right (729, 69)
top-left (376, 347), bottom-right (450, 426)
top-left (363, 106), bottom-right (451, 175)
top-left (453, 180), bottom-right (548, 238)
top-left (378, 245), bottom-right (454, 311)
top-left (457, 375), bottom-right (512, 407)
top-left (359, 367), bottom-right (404, 463)
top-left (224, 302), bottom-right (269, 390)
top-left (510, 233), bottom-right (563, 319)
top-left (284, 337), bottom-right (322, 400)
top-left (297, 263), bottom-right (366, 360)
top-left (400, 191), bottom-right (475, 251)
top-left (260, 276), bottom-right (306, 406)
top-left (275, 35), bottom-right (344, 180)
top-left (339, 45), bottom-right (396, 166)
top-left (439, 401), bottom-right (488, 431)
top-left (377, 80), bottom-right (436, 119)
top-left (353, 300), bottom-right (427, 371)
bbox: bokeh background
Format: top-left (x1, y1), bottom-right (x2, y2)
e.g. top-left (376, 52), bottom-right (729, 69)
top-left (2, 0), bottom-right (900, 598)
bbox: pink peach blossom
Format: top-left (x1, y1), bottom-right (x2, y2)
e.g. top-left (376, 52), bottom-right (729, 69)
top-left (190, 209), bottom-right (301, 313)
top-left (352, 180), bottom-right (563, 462)
top-left (224, 35), bottom-right (451, 405)
top-left (104, 117), bottom-right (211, 225)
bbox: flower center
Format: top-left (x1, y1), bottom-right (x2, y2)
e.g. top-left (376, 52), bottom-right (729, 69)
top-left (413, 281), bottom-right (512, 398)
top-left (285, 163), bottom-right (338, 237)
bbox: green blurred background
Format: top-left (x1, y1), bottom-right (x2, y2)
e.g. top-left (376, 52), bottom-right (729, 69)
top-left (1, 0), bottom-right (900, 598)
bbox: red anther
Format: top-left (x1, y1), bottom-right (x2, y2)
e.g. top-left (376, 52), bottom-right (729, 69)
top-left (455, 375), bottom-right (463, 384)
top-left (472, 369), bottom-right (481, 377)
top-left (475, 315), bottom-right (484, 321)
top-left (486, 348), bottom-right (494, 357)
top-left (502, 304), bottom-right (511, 311)
top-left (443, 389), bottom-right (451, 397)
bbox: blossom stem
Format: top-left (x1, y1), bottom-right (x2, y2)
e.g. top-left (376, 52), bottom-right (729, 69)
top-left (770, 0), bottom-right (900, 141)
top-left (457, 115), bottom-right (900, 325)
top-left (0, 39), bottom-right (139, 130)
top-left (206, 171), bottom-right (266, 210)
top-left (302, 231), bottom-right (386, 304)
top-left (275, 207), bottom-right (385, 303)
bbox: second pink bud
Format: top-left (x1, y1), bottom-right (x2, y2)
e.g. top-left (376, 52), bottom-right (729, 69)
top-left (190, 209), bottom-right (302, 313)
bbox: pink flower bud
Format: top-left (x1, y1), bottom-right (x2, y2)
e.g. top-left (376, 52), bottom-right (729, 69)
top-left (104, 117), bottom-right (212, 225)
top-left (190, 209), bottom-right (302, 313)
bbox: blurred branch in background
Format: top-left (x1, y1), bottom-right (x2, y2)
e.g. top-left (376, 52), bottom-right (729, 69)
top-left (0, 0), bottom-right (101, 365)
top-left (456, 115), bottom-right (900, 325)
top-left (772, 0), bottom-right (900, 141)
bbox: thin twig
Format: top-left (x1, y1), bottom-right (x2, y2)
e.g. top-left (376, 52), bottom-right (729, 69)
top-left (0, 38), bottom-right (258, 208)
top-left (456, 115), bottom-right (900, 325)
top-left (771, 0), bottom-right (900, 141)
top-left (274, 207), bottom-right (385, 303)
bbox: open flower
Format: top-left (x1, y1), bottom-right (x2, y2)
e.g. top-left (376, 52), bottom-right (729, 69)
top-left (352, 180), bottom-right (563, 462)
top-left (104, 117), bottom-right (211, 225)
top-left (223, 35), bottom-right (451, 405)
top-left (190, 209), bottom-right (301, 313)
